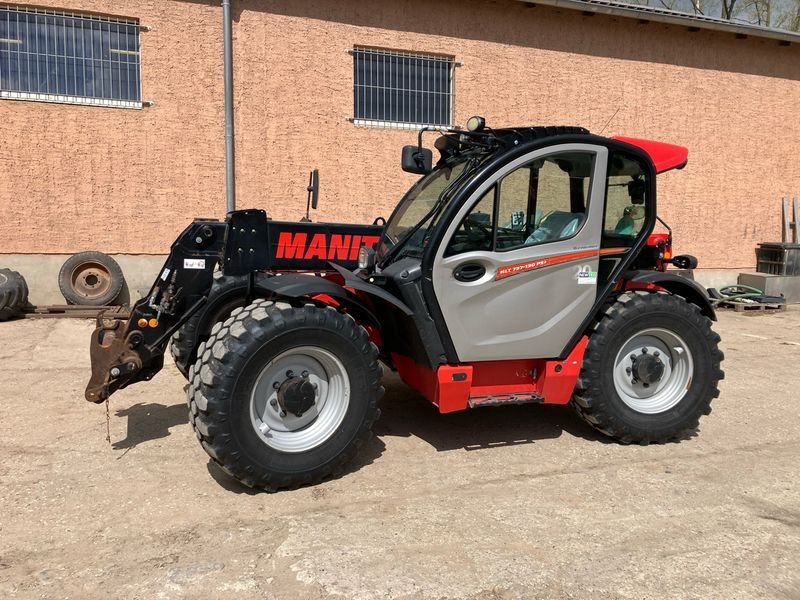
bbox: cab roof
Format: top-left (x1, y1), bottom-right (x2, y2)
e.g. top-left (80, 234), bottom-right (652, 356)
top-left (435, 125), bottom-right (689, 174)
top-left (612, 136), bottom-right (689, 173)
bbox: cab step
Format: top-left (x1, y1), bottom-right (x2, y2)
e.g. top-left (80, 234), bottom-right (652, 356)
top-left (468, 393), bottom-right (544, 408)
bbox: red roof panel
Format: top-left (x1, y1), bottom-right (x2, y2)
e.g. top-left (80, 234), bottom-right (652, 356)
top-left (612, 136), bottom-right (689, 174)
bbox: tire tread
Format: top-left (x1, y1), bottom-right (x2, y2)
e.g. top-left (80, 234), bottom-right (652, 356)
top-left (187, 299), bottom-right (383, 491)
top-left (572, 292), bottom-right (724, 444)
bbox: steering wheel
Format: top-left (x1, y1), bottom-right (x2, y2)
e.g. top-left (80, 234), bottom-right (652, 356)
top-left (462, 213), bottom-right (493, 250)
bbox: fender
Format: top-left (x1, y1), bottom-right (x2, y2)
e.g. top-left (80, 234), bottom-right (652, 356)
top-left (252, 272), bottom-right (385, 326)
top-left (624, 271), bottom-right (716, 320)
top-left (184, 273), bottom-right (382, 357)
top-left (328, 263), bottom-right (414, 316)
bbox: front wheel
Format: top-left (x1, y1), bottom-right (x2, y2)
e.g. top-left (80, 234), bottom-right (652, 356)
top-left (572, 291), bottom-right (724, 444)
top-left (187, 299), bottom-right (383, 490)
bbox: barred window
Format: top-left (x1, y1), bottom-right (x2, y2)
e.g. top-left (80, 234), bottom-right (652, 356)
top-left (0, 5), bottom-right (141, 108)
top-left (353, 47), bottom-right (454, 129)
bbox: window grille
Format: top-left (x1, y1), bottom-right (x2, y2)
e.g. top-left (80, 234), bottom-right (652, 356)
top-left (352, 47), bottom-right (454, 129)
top-left (0, 5), bottom-right (141, 108)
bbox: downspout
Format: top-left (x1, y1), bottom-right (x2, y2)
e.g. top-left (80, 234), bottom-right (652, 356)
top-left (223, 0), bottom-right (236, 212)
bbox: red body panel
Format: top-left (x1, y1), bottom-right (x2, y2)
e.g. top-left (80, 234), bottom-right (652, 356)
top-left (612, 136), bottom-right (688, 174)
top-left (391, 336), bottom-right (589, 413)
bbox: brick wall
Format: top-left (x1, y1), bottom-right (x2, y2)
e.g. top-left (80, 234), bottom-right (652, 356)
top-left (1, 0), bottom-right (799, 268)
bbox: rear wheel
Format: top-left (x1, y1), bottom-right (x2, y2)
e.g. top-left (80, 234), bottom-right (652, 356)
top-left (572, 291), bottom-right (723, 443)
top-left (187, 299), bottom-right (383, 490)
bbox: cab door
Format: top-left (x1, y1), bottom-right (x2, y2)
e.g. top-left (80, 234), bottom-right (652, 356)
top-left (431, 144), bottom-right (608, 362)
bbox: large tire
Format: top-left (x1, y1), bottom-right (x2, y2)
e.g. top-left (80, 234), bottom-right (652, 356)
top-left (58, 251), bottom-right (124, 306)
top-left (187, 299), bottom-right (383, 490)
top-left (0, 269), bottom-right (29, 321)
top-left (170, 275), bottom-right (250, 379)
top-left (572, 291), bottom-right (724, 444)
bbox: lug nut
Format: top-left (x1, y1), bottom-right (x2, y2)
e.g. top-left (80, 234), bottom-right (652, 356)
top-left (286, 370), bottom-right (294, 378)
top-left (110, 367), bottom-right (120, 377)
top-left (630, 354), bottom-right (637, 361)
top-left (279, 410), bottom-right (286, 417)
top-left (641, 348), bottom-right (648, 354)
top-left (273, 381), bottom-right (280, 390)
top-left (301, 370), bottom-right (309, 378)
top-left (653, 351), bottom-right (660, 357)
top-left (270, 399), bottom-right (277, 407)
top-left (625, 367), bottom-right (632, 374)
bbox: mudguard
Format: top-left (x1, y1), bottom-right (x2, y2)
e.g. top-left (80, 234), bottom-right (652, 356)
top-left (328, 263), bottom-right (414, 316)
top-left (186, 273), bottom-right (380, 339)
top-left (625, 271), bottom-right (716, 320)
top-left (253, 271), bottom-right (399, 325)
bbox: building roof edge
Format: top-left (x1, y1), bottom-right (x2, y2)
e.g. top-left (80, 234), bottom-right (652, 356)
top-left (518, 0), bottom-right (800, 44)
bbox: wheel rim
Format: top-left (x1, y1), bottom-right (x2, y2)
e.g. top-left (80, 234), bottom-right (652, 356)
top-left (70, 261), bottom-right (112, 300)
top-left (250, 346), bottom-right (350, 453)
top-left (612, 327), bottom-right (694, 414)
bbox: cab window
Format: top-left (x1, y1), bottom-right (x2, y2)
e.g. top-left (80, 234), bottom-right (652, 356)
top-left (445, 151), bottom-right (595, 256)
top-left (603, 152), bottom-right (650, 247)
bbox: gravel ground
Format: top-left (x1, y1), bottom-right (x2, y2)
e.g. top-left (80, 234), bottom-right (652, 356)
top-left (0, 306), bottom-right (798, 599)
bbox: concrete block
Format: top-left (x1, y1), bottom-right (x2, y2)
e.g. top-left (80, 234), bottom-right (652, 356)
top-left (738, 272), bottom-right (800, 303)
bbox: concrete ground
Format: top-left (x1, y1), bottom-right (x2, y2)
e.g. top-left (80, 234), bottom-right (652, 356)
top-left (0, 307), bottom-right (798, 599)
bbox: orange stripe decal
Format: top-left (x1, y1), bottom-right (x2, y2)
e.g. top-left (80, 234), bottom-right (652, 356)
top-left (495, 247), bottom-right (628, 281)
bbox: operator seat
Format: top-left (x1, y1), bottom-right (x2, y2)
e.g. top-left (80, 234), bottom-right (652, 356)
top-left (614, 207), bottom-right (636, 235)
top-left (525, 211), bottom-right (583, 244)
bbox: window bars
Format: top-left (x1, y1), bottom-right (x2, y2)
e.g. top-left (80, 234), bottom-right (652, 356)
top-left (0, 5), bottom-right (142, 108)
top-left (352, 47), bottom-right (454, 129)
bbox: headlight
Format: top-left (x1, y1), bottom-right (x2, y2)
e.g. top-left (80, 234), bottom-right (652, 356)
top-left (358, 246), bottom-right (376, 270)
top-left (466, 115), bottom-right (486, 132)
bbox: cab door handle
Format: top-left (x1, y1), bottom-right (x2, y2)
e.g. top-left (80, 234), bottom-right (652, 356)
top-left (453, 263), bottom-right (486, 282)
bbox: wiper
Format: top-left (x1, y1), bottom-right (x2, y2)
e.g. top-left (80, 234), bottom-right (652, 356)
top-left (378, 159), bottom-right (477, 268)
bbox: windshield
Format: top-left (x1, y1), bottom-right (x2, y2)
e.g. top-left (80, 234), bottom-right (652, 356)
top-left (378, 159), bottom-right (472, 264)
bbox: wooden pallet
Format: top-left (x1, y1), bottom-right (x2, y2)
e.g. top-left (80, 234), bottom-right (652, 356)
top-left (726, 302), bottom-right (788, 313)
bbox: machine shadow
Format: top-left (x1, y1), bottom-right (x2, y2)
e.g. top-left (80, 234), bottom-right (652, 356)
top-left (375, 372), bottom-right (608, 451)
top-left (205, 434), bottom-right (388, 495)
top-left (112, 402), bottom-right (188, 451)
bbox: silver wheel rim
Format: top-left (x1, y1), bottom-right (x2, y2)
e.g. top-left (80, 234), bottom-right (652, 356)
top-left (250, 346), bottom-right (350, 453)
top-left (613, 327), bottom-right (694, 414)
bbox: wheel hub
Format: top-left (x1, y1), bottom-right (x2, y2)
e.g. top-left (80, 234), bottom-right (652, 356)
top-left (276, 371), bottom-right (317, 417)
top-left (613, 328), bottom-right (694, 415)
top-left (251, 346), bottom-right (351, 453)
top-left (629, 349), bottom-right (665, 385)
top-left (72, 263), bottom-right (112, 299)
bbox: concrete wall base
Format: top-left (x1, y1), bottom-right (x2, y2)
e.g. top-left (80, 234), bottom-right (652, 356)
top-left (1, 254), bottom-right (751, 308)
top-left (0, 255), bottom-right (165, 306)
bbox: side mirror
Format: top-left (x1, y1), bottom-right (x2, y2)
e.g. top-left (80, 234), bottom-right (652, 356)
top-left (671, 254), bottom-right (698, 270)
top-left (401, 145), bottom-right (433, 175)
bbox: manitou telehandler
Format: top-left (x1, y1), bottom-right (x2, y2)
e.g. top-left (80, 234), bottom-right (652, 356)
top-left (86, 117), bottom-right (723, 490)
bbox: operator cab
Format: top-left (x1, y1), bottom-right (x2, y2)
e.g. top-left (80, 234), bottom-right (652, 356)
top-left (357, 117), bottom-right (683, 369)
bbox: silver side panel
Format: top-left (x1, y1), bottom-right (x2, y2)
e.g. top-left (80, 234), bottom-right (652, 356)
top-left (432, 144), bottom-right (608, 361)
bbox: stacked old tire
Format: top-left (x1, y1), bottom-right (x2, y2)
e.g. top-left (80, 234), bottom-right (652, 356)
top-left (0, 269), bottom-right (29, 321)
